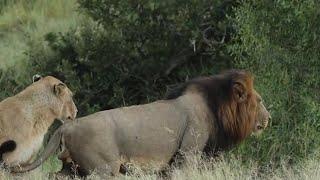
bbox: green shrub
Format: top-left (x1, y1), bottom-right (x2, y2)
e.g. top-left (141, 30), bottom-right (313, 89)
top-left (25, 0), bottom-right (237, 116)
top-left (229, 0), bottom-right (320, 168)
top-left (0, 65), bottom-right (30, 100)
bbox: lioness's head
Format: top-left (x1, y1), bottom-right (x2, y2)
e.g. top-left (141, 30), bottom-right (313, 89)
top-left (32, 75), bottom-right (78, 121)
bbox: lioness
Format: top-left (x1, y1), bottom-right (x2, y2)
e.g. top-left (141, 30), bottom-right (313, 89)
top-left (12, 70), bottom-right (270, 177)
top-left (0, 75), bottom-right (77, 168)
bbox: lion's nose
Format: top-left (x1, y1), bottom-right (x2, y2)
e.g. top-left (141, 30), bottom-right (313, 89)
top-left (257, 125), bottom-right (264, 130)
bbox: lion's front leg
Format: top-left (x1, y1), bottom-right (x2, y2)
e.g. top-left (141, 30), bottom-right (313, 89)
top-left (173, 124), bottom-right (210, 166)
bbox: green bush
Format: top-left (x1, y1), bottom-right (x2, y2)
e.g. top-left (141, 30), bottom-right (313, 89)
top-left (229, 0), bottom-right (320, 168)
top-left (23, 0), bottom-right (236, 116)
top-left (0, 64), bottom-right (30, 99)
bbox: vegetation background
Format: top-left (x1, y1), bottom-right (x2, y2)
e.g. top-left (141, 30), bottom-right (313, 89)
top-left (1, 0), bottom-right (320, 179)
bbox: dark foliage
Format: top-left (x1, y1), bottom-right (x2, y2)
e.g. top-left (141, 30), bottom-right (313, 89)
top-left (21, 0), bottom-right (237, 116)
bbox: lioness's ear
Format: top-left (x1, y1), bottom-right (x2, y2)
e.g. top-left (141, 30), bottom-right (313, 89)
top-left (32, 74), bottom-right (42, 83)
top-left (54, 83), bottom-right (66, 96)
top-left (233, 81), bottom-right (248, 103)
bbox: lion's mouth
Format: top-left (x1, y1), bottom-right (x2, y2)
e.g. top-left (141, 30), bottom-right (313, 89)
top-left (257, 125), bottom-right (264, 130)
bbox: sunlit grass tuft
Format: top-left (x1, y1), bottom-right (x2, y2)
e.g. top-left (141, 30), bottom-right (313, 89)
top-left (0, 0), bottom-right (83, 69)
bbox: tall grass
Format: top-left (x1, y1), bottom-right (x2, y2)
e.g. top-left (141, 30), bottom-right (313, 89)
top-left (1, 153), bottom-right (320, 180)
top-left (0, 0), bottom-right (83, 69)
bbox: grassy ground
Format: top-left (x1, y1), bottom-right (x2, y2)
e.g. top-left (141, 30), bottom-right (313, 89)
top-left (0, 0), bottom-right (82, 69)
top-left (1, 153), bottom-right (320, 180)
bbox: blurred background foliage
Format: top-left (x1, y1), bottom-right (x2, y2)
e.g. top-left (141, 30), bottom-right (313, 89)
top-left (1, 0), bottom-right (320, 172)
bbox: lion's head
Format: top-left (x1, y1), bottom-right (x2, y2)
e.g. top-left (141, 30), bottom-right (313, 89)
top-left (212, 70), bottom-right (271, 148)
top-left (167, 70), bottom-right (271, 151)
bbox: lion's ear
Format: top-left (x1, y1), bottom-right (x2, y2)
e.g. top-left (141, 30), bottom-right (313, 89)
top-left (54, 83), bottom-right (66, 97)
top-left (233, 81), bottom-right (248, 103)
top-left (32, 74), bottom-right (42, 83)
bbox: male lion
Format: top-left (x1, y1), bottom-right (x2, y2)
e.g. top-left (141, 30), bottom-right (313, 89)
top-left (0, 75), bottom-right (77, 168)
top-left (11, 70), bottom-right (270, 177)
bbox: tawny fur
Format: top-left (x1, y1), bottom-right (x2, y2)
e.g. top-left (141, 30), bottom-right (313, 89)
top-left (0, 76), bottom-right (77, 167)
top-left (11, 70), bottom-right (271, 177)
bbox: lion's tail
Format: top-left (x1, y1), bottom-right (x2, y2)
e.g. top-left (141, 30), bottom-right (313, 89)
top-left (10, 126), bottom-right (63, 173)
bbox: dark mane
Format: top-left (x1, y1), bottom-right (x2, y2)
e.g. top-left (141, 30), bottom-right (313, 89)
top-left (165, 69), bottom-right (255, 153)
top-left (165, 83), bottom-right (188, 100)
top-left (165, 69), bottom-right (247, 102)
